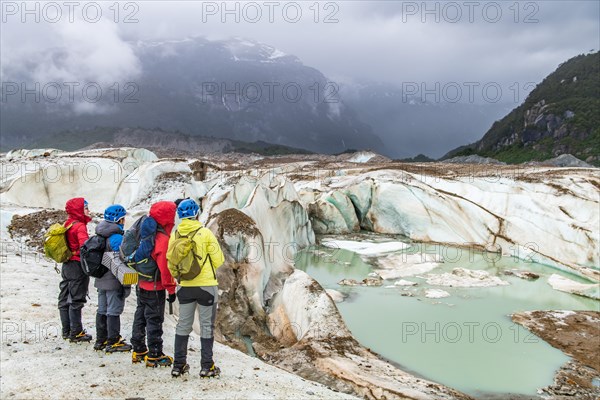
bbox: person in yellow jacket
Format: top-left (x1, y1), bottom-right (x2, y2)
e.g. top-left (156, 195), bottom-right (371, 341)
top-left (167, 199), bottom-right (224, 378)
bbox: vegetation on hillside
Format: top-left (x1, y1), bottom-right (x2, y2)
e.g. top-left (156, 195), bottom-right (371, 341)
top-left (447, 52), bottom-right (600, 165)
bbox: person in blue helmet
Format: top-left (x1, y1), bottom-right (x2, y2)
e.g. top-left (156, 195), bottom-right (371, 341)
top-left (93, 204), bottom-right (133, 353)
top-left (167, 199), bottom-right (224, 378)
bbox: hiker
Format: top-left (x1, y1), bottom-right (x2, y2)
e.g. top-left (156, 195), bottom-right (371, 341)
top-left (129, 201), bottom-right (177, 367)
top-left (174, 198), bottom-right (189, 207)
top-left (92, 204), bottom-right (132, 353)
top-left (167, 199), bottom-right (224, 378)
top-left (58, 197), bottom-right (93, 342)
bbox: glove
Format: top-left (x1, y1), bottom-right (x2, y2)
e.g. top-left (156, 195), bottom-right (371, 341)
top-left (167, 293), bottom-right (177, 303)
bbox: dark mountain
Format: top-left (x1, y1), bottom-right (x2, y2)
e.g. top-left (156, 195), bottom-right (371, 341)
top-left (27, 127), bottom-right (313, 156)
top-left (443, 52), bottom-right (600, 165)
top-left (0, 37), bottom-right (383, 154)
top-left (339, 81), bottom-right (512, 159)
top-left (400, 154), bottom-right (435, 163)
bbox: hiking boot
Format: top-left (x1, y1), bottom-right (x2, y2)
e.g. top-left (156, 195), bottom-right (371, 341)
top-left (200, 364), bottom-right (220, 378)
top-left (171, 363), bottom-right (190, 378)
top-left (59, 309), bottom-right (70, 340)
top-left (69, 331), bottom-right (92, 343)
top-left (105, 337), bottom-right (132, 353)
top-left (95, 314), bottom-right (107, 349)
top-left (145, 353), bottom-right (173, 368)
top-left (93, 340), bottom-right (108, 351)
top-left (171, 334), bottom-right (190, 376)
top-left (132, 350), bottom-right (148, 364)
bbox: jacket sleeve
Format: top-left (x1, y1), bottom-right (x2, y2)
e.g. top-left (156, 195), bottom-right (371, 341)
top-left (203, 228), bottom-right (225, 270)
top-left (74, 223), bottom-right (89, 256)
top-left (109, 234), bottom-right (123, 252)
top-left (154, 232), bottom-right (176, 294)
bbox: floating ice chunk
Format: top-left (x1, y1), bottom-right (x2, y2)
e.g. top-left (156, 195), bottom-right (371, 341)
top-left (322, 240), bottom-right (409, 255)
top-left (425, 289), bottom-right (450, 299)
top-left (376, 254), bottom-right (441, 280)
top-left (503, 269), bottom-right (540, 280)
top-left (377, 263), bottom-right (440, 280)
top-left (426, 268), bottom-right (509, 287)
top-left (338, 279), bottom-right (360, 286)
top-left (362, 276), bottom-right (383, 286)
top-left (547, 274), bottom-right (600, 300)
top-left (337, 277), bottom-right (383, 287)
top-left (394, 279), bottom-right (418, 286)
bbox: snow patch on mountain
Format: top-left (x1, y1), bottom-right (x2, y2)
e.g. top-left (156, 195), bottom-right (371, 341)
top-left (348, 152), bottom-right (376, 163)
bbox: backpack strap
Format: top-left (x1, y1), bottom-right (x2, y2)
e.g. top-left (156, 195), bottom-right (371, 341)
top-left (156, 224), bottom-right (167, 236)
top-left (173, 228), bottom-right (201, 242)
top-left (184, 228), bottom-right (214, 279)
top-left (64, 221), bottom-right (81, 255)
top-left (193, 228), bottom-right (216, 279)
top-left (206, 253), bottom-right (216, 280)
top-left (188, 228), bottom-right (201, 239)
top-left (64, 221), bottom-right (79, 233)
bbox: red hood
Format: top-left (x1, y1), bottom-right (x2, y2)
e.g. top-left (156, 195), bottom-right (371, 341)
top-left (149, 201), bottom-right (176, 234)
top-left (65, 197), bottom-right (91, 224)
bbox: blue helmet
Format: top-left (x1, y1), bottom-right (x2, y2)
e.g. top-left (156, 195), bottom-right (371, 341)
top-left (177, 199), bottom-right (200, 219)
top-left (104, 204), bottom-right (127, 222)
top-left (84, 199), bottom-right (89, 208)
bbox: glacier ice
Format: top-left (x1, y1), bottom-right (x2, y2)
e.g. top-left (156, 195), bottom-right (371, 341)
top-left (547, 274), bottom-right (599, 300)
top-left (2, 147), bottom-right (597, 400)
top-left (426, 268), bottom-right (510, 288)
top-left (321, 239), bottom-right (409, 255)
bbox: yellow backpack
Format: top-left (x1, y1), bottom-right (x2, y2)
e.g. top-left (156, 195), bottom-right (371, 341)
top-left (44, 223), bottom-right (74, 263)
top-left (167, 228), bottom-right (211, 282)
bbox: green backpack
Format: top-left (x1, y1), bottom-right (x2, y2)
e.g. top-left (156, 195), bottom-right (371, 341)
top-left (167, 228), bottom-right (212, 282)
top-left (44, 223), bottom-right (75, 263)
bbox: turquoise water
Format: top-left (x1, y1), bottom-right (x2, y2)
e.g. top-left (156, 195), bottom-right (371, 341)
top-left (294, 239), bottom-right (599, 398)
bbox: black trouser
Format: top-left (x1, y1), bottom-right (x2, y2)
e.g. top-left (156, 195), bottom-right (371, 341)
top-left (131, 287), bottom-right (165, 356)
top-left (58, 260), bottom-right (89, 335)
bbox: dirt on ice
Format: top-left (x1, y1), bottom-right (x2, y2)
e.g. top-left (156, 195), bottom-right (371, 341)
top-left (512, 310), bottom-right (600, 399)
top-left (7, 210), bottom-right (68, 251)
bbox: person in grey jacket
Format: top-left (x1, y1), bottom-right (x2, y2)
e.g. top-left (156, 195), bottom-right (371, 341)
top-left (93, 205), bottom-right (132, 353)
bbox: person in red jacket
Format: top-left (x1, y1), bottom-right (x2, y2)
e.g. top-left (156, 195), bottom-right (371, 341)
top-left (58, 197), bottom-right (93, 342)
top-left (130, 201), bottom-right (177, 367)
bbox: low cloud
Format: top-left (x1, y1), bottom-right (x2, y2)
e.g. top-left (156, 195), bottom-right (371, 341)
top-left (2, 12), bottom-right (141, 115)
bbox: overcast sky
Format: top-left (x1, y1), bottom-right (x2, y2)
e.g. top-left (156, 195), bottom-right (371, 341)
top-left (2, 1), bottom-right (598, 91)
top-left (132, 0), bottom-right (600, 91)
